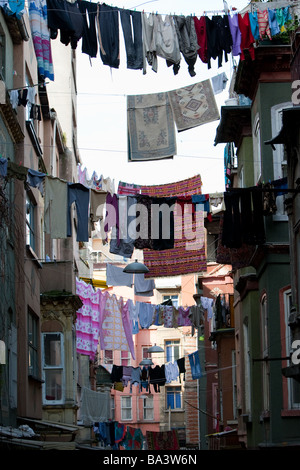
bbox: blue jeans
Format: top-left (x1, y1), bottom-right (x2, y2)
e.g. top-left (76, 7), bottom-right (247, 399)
top-left (98, 4), bottom-right (120, 68)
top-left (120, 9), bottom-right (143, 70)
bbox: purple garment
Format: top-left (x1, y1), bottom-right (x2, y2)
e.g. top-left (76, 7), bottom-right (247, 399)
top-left (122, 300), bottom-right (136, 359)
top-left (228, 13), bottom-right (241, 56)
top-left (177, 306), bottom-right (192, 327)
top-left (104, 192), bottom-right (119, 244)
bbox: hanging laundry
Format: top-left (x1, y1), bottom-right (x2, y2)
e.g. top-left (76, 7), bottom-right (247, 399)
top-left (163, 304), bottom-right (178, 328)
top-left (75, 278), bottom-right (101, 360)
top-left (177, 306), bottom-right (192, 327)
top-left (111, 364), bottom-right (123, 383)
top-left (106, 263), bottom-right (133, 287)
top-left (126, 298), bottom-right (139, 334)
top-left (228, 13), bottom-right (241, 56)
top-left (80, 387), bottom-right (110, 426)
top-left (140, 366), bottom-right (150, 391)
top-left (123, 426), bottom-right (144, 450)
top-left (120, 8), bottom-right (143, 70)
top-left (188, 351), bottom-right (203, 379)
top-left (0, 156), bottom-right (7, 177)
top-left (216, 213), bottom-right (255, 269)
top-left (130, 366), bottom-right (141, 392)
top-left (149, 364), bottom-right (166, 392)
top-left (151, 196), bottom-right (176, 251)
top-left (173, 15), bottom-right (199, 77)
top-left (201, 297), bottom-right (214, 320)
top-left (46, 0), bottom-right (84, 49)
top-left (177, 357), bottom-right (186, 380)
top-left (89, 189), bottom-right (107, 235)
top-left (134, 273), bottom-right (155, 297)
top-left (189, 304), bottom-right (205, 336)
top-left (168, 80), bottom-right (219, 132)
top-left (152, 14), bottom-right (181, 75)
top-left (110, 195), bottom-right (137, 259)
top-left (249, 10), bottom-right (260, 40)
top-left (117, 180), bottom-right (141, 195)
top-left (1, 0), bottom-right (25, 19)
top-left (134, 194), bottom-right (153, 249)
top-left (211, 72), bottom-right (228, 95)
top-left (141, 12), bottom-right (157, 74)
top-left (165, 361), bottom-right (179, 383)
top-left (26, 168), bottom-right (46, 195)
top-left (277, 7), bottom-right (292, 33)
top-left (121, 301), bottom-right (136, 359)
top-left (268, 9), bottom-right (280, 37)
top-left (122, 366), bottom-right (133, 387)
top-left (96, 3), bottom-right (120, 69)
top-left (192, 194), bottom-right (212, 221)
top-left (205, 15), bottom-right (232, 69)
top-left (257, 9), bottom-right (272, 40)
top-left (193, 15), bottom-right (208, 64)
top-left (127, 91), bottom-right (176, 162)
top-left (67, 182), bottom-right (90, 242)
top-left (222, 188), bottom-right (266, 248)
top-left (114, 422), bottom-right (127, 445)
top-left (44, 176), bottom-right (68, 239)
top-left (78, 0), bottom-right (98, 58)
top-left (146, 429), bottom-right (180, 450)
top-left (142, 176), bottom-right (206, 278)
top-left (136, 302), bottom-right (155, 329)
top-left (238, 12), bottom-right (255, 61)
top-left (29, 0), bottom-right (54, 81)
top-left (99, 291), bottom-right (130, 354)
top-left (104, 192), bottom-right (119, 244)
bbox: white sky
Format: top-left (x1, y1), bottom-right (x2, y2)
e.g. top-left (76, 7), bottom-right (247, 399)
top-left (76, 0), bottom-right (250, 194)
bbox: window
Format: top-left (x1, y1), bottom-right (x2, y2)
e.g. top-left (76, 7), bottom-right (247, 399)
top-left (271, 103), bottom-right (291, 220)
top-left (284, 289), bottom-right (300, 408)
top-left (104, 350), bottom-right (113, 364)
top-left (165, 340), bottom-right (180, 362)
top-left (26, 193), bottom-right (36, 250)
top-left (253, 115), bottom-right (262, 185)
top-left (166, 386), bottom-right (182, 410)
top-left (260, 294), bottom-right (270, 412)
top-left (243, 322), bottom-right (251, 415)
top-left (42, 333), bottom-right (64, 403)
top-left (0, 28), bottom-right (5, 80)
top-left (143, 395), bottom-right (154, 420)
top-left (111, 396), bottom-right (115, 421)
top-left (28, 309), bottom-right (39, 378)
top-left (163, 295), bottom-right (179, 308)
top-left (121, 396), bottom-right (132, 420)
top-left (121, 350), bottom-right (131, 366)
top-left (142, 347), bottom-right (151, 360)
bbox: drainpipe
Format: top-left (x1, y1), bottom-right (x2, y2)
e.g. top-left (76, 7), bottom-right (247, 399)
top-left (50, 110), bottom-right (57, 260)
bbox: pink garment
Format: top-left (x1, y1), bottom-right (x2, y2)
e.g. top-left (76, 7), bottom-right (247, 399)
top-left (76, 278), bottom-right (101, 360)
top-left (121, 300), bottom-right (136, 359)
top-left (99, 291), bottom-right (129, 353)
top-left (177, 306), bottom-right (192, 326)
top-left (257, 9), bottom-right (271, 40)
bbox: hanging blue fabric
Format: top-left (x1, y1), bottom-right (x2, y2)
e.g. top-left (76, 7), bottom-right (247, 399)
top-left (188, 351), bottom-right (203, 379)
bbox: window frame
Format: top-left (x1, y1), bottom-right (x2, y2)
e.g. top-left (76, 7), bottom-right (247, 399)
top-left (284, 289), bottom-right (300, 409)
top-left (121, 395), bottom-right (132, 421)
top-left (165, 339), bottom-right (180, 363)
top-left (28, 308), bottom-right (40, 379)
top-left (26, 191), bottom-right (36, 251)
top-left (143, 395), bottom-right (154, 420)
top-left (166, 386), bottom-right (183, 411)
top-left (42, 332), bottom-right (65, 405)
